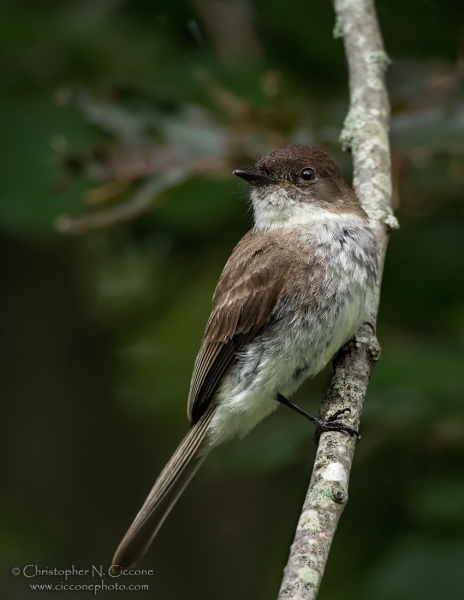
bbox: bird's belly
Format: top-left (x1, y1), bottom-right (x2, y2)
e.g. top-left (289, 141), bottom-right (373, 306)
top-left (206, 283), bottom-right (370, 448)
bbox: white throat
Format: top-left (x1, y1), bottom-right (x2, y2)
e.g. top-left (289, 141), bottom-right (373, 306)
top-left (251, 186), bottom-right (356, 232)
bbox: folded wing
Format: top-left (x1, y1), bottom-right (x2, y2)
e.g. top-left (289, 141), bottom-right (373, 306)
top-left (188, 230), bottom-right (287, 423)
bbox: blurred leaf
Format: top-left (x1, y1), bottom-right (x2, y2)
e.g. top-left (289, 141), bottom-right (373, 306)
top-left (153, 177), bottom-right (246, 234)
top-left (0, 99), bottom-right (97, 236)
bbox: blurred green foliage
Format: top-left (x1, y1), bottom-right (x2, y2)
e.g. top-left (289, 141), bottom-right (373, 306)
top-left (1, 1), bottom-right (463, 599)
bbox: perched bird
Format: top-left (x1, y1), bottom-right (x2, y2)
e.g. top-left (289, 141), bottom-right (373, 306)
top-left (113, 144), bottom-right (378, 568)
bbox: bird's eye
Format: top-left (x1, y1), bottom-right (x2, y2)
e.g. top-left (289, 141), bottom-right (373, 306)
top-left (300, 168), bottom-right (315, 181)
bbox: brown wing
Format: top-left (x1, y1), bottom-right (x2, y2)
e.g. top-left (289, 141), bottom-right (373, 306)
top-left (188, 230), bottom-right (287, 424)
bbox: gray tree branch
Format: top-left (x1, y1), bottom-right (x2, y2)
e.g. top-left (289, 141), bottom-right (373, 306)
top-left (277, 1), bottom-right (398, 599)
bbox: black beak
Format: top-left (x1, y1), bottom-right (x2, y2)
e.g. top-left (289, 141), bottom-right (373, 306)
top-left (233, 169), bottom-right (276, 186)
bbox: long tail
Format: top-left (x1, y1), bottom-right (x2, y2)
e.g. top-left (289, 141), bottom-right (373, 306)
top-left (112, 405), bottom-right (216, 569)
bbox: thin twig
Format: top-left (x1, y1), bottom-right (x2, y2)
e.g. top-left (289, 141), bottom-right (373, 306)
top-left (278, 1), bottom-right (398, 598)
top-left (55, 171), bottom-right (184, 235)
top-left (55, 156), bottom-right (227, 235)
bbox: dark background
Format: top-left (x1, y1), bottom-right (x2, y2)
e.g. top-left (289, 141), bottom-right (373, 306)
top-left (1, 0), bottom-right (464, 598)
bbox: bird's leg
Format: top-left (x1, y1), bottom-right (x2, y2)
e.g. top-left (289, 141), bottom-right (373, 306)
top-left (276, 393), bottom-right (360, 445)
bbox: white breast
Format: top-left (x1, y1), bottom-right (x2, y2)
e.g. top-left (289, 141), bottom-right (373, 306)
top-left (206, 210), bottom-right (376, 448)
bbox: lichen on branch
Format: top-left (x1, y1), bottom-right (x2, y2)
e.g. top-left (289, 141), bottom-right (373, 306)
top-left (277, 1), bottom-right (396, 598)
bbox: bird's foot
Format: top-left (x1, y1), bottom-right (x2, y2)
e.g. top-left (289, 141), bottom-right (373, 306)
top-left (276, 394), bottom-right (359, 445)
top-left (312, 408), bottom-right (360, 445)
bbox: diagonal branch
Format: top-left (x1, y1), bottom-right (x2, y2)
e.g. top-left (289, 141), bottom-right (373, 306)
top-left (277, 1), bottom-right (398, 599)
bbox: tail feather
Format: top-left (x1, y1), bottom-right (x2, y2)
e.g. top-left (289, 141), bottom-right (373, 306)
top-left (112, 405), bottom-right (215, 569)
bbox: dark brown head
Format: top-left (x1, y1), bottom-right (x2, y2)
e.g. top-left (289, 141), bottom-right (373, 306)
top-left (234, 145), bottom-right (365, 228)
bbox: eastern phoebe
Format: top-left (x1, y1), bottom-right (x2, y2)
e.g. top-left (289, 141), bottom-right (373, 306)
top-left (112, 144), bottom-right (378, 568)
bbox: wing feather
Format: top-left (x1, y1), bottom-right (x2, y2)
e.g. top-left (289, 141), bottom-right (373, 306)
top-left (188, 231), bottom-right (286, 423)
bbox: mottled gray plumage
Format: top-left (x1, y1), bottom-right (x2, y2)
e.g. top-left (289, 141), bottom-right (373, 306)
top-left (113, 145), bottom-right (378, 569)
